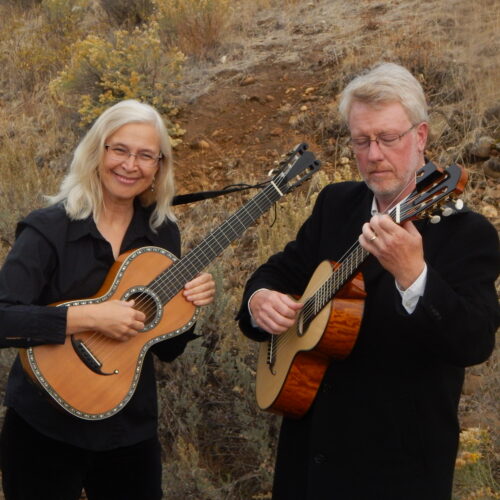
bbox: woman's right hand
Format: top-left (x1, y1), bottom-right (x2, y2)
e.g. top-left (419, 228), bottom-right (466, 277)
top-left (66, 300), bottom-right (146, 342)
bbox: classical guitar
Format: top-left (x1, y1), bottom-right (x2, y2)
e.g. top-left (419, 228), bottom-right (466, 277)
top-left (20, 143), bottom-right (320, 420)
top-left (255, 161), bottom-right (468, 418)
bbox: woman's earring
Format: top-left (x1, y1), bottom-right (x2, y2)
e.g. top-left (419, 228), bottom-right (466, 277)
top-left (151, 177), bottom-right (155, 192)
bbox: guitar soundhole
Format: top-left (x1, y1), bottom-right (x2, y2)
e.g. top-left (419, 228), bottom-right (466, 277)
top-left (124, 288), bottom-right (162, 331)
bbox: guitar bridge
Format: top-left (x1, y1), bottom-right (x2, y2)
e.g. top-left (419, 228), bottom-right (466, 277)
top-left (71, 336), bottom-right (118, 376)
top-left (266, 335), bottom-right (277, 375)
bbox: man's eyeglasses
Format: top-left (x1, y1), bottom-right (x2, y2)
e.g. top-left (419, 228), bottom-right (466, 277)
top-left (349, 124), bottom-right (418, 151)
top-left (105, 145), bottom-right (163, 168)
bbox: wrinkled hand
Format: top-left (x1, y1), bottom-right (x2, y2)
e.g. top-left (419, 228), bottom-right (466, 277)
top-left (183, 272), bottom-right (216, 306)
top-left (249, 289), bottom-right (303, 335)
top-left (359, 214), bottom-right (425, 290)
top-left (67, 300), bottom-right (145, 342)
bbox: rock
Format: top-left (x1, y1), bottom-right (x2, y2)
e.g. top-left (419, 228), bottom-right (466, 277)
top-left (428, 111), bottom-right (449, 142)
top-left (270, 127), bottom-right (283, 137)
top-left (191, 139), bottom-right (210, 150)
top-left (469, 136), bottom-right (494, 159)
top-left (483, 104), bottom-right (500, 122)
top-left (300, 105), bottom-right (308, 111)
top-left (240, 76), bottom-right (256, 86)
top-left (483, 157), bottom-right (500, 178)
top-left (481, 204), bottom-right (498, 218)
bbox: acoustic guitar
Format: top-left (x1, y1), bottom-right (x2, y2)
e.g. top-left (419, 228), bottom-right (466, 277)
top-left (20, 143), bottom-right (320, 420)
top-left (255, 161), bottom-right (468, 418)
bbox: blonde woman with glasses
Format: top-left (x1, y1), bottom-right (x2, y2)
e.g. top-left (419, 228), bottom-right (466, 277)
top-left (0, 100), bottom-right (215, 500)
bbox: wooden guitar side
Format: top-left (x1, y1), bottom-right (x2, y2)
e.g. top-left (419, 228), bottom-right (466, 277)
top-left (255, 260), bottom-right (365, 418)
top-left (19, 247), bottom-right (196, 420)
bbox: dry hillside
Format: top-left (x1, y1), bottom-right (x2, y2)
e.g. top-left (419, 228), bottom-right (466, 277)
top-left (0, 0), bottom-right (498, 498)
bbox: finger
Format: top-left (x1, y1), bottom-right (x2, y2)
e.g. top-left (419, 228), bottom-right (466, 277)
top-left (272, 299), bottom-right (302, 319)
top-left (401, 219), bottom-right (418, 235)
top-left (133, 310), bottom-right (146, 322)
top-left (186, 291), bottom-right (215, 306)
top-left (184, 283), bottom-right (215, 298)
top-left (279, 294), bottom-right (303, 311)
top-left (258, 314), bottom-right (294, 335)
top-left (184, 272), bottom-right (213, 289)
top-left (361, 222), bottom-right (378, 242)
top-left (372, 214), bottom-right (397, 235)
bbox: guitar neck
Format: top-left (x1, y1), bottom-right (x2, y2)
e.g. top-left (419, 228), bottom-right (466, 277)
top-left (150, 183), bottom-right (283, 304)
top-left (303, 197), bottom-right (411, 318)
top-left (305, 243), bottom-right (369, 318)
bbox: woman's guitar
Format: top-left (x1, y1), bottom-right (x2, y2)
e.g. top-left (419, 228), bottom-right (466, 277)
top-left (19, 143), bottom-right (320, 420)
top-left (255, 161), bottom-right (468, 418)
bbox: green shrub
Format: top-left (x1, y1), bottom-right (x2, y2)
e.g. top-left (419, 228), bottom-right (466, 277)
top-left (49, 22), bottom-right (185, 132)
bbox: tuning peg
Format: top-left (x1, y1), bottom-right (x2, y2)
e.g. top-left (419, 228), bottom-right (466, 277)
top-left (455, 199), bottom-right (464, 210)
top-left (442, 206), bottom-right (454, 217)
top-left (430, 215), bottom-right (441, 224)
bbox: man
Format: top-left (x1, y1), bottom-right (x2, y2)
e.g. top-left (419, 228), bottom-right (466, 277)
top-left (237, 63), bottom-right (499, 500)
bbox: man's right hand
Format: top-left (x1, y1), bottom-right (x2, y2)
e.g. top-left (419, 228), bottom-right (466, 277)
top-left (249, 289), bottom-right (303, 335)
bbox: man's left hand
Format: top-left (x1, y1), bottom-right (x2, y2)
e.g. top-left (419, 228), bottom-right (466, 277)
top-left (360, 214), bottom-right (425, 290)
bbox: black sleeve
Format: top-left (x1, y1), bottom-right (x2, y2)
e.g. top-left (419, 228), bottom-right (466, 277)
top-left (0, 226), bottom-right (67, 348)
top-left (410, 211), bottom-right (499, 366)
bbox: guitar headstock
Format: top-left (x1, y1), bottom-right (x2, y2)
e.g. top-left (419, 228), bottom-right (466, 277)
top-left (271, 143), bottom-right (321, 194)
top-left (391, 161), bottom-right (468, 224)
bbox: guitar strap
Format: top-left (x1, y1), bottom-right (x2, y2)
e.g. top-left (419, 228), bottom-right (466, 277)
top-left (172, 183), bottom-right (265, 206)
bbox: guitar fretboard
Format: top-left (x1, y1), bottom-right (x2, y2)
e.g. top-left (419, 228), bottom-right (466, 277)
top-left (149, 182), bottom-right (283, 304)
top-left (301, 195), bottom-right (417, 324)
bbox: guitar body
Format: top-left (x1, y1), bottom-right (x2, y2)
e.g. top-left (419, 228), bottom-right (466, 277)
top-left (17, 144), bottom-right (322, 420)
top-left (19, 246), bottom-right (197, 420)
top-left (255, 260), bottom-right (366, 419)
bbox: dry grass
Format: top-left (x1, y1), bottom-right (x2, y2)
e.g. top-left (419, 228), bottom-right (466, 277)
top-left (0, 0), bottom-right (498, 498)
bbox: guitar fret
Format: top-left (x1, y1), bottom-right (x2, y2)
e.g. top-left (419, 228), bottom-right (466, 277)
top-left (151, 185), bottom-right (283, 303)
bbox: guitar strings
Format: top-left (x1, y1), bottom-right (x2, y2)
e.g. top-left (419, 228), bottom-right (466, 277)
top-left (268, 187), bottom-right (423, 359)
top-left (79, 183), bottom-right (282, 362)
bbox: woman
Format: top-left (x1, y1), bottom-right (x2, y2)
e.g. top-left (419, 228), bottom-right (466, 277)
top-left (0, 100), bottom-right (215, 499)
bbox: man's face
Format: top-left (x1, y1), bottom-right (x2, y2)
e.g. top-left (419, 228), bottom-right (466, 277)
top-left (348, 100), bottom-right (428, 212)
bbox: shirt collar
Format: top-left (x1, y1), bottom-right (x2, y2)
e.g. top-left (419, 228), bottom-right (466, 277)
top-left (67, 199), bottom-right (160, 246)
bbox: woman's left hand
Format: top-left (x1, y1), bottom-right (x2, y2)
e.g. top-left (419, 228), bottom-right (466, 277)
top-left (183, 272), bottom-right (216, 306)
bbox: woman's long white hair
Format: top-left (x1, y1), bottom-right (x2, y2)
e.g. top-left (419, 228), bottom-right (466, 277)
top-left (48, 99), bottom-right (176, 229)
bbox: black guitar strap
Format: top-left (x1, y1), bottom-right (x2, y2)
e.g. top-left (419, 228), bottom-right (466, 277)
top-left (172, 183), bottom-right (265, 206)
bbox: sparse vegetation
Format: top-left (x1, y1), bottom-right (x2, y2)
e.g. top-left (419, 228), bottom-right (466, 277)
top-left (0, 0), bottom-right (498, 498)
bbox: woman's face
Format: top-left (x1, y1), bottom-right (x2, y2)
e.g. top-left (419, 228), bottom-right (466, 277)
top-left (100, 122), bottom-right (161, 207)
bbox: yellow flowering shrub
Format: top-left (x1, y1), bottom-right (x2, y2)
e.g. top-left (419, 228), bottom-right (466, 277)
top-left (454, 427), bottom-right (499, 499)
top-left (49, 21), bottom-right (185, 136)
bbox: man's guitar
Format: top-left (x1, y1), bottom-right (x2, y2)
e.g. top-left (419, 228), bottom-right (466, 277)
top-left (255, 161), bottom-right (468, 418)
top-left (20, 143), bottom-right (320, 420)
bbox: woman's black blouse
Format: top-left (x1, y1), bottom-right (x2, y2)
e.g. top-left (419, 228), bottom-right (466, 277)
top-left (0, 202), bottom-right (196, 450)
